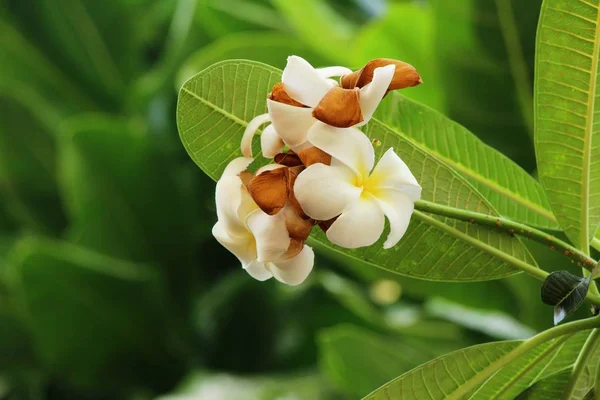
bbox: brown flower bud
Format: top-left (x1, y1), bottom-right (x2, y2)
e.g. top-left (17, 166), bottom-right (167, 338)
top-left (341, 59), bottom-right (422, 91)
top-left (269, 82), bottom-right (306, 107)
top-left (312, 87), bottom-right (363, 128)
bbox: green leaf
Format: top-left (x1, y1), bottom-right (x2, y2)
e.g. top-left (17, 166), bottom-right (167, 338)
top-left (516, 336), bottom-right (600, 400)
top-left (0, 88), bottom-right (66, 233)
top-left (352, 2), bottom-right (444, 109)
top-left (5, 237), bottom-right (182, 390)
top-left (319, 325), bottom-right (453, 398)
top-left (270, 0), bottom-right (355, 63)
top-left (431, 0), bottom-right (541, 170)
top-left (364, 331), bottom-right (591, 400)
top-left (176, 60), bottom-right (537, 281)
top-left (377, 93), bottom-right (557, 230)
top-left (534, 0), bottom-right (600, 250)
top-left (541, 271), bottom-right (592, 325)
top-left (561, 329), bottom-right (600, 400)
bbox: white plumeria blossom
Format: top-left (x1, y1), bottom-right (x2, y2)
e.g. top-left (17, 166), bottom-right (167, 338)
top-left (241, 56), bottom-right (395, 158)
top-left (212, 157), bottom-right (315, 285)
top-left (294, 123), bottom-right (422, 249)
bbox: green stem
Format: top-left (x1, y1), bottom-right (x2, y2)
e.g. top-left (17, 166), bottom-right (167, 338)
top-left (592, 237), bottom-right (600, 253)
top-left (415, 200), bottom-right (596, 271)
top-left (446, 315), bottom-right (600, 400)
top-left (562, 328), bottom-right (600, 399)
top-left (414, 210), bottom-right (548, 280)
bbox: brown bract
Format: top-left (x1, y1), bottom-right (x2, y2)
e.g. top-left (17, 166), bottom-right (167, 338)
top-left (247, 168), bottom-right (289, 215)
top-left (312, 87), bottom-right (363, 128)
top-left (297, 147), bottom-right (331, 167)
top-left (269, 82), bottom-right (307, 107)
top-left (341, 58), bottom-right (422, 91)
top-left (275, 148), bottom-right (331, 168)
top-left (245, 167), bottom-right (315, 259)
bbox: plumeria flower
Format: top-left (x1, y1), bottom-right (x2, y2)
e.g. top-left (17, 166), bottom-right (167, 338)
top-left (212, 157), bottom-right (315, 285)
top-left (294, 124), bottom-right (422, 249)
top-left (241, 56), bottom-right (421, 159)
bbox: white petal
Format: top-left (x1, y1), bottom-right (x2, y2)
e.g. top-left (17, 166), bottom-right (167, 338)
top-left (215, 177), bottom-right (245, 235)
top-left (212, 221), bottom-right (256, 267)
top-left (294, 163), bottom-right (361, 221)
top-left (327, 195), bottom-right (385, 248)
top-left (241, 113), bottom-right (271, 157)
top-left (282, 56), bottom-right (335, 107)
top-left (271, 245), bottom-right (315, 286)
top-left (267, 99), bottom-right (315, 147)
top-left (215, 157), bottom-right (258, 234)
top-left (222, 157), bottom-right (254, 178)
top-left (246, 210), bottom-right (290, 262)
top-left (369, 148), bottom-right (422, 201)
top-left (260, 124), bottom-right (285, 158)
top-left (357, 64), bottom-right (395, 126)
top-left (307, 122), bottom-right (374, 178)
top-left (374, 189), bottom-right (415, 249)
top-left (317, 66), bottom-right (353, 78)
top-left (244, 260), bottom-right (273, 281)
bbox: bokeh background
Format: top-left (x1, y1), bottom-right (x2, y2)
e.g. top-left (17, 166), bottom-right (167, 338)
top-left (0, 0), bottom-right (576, 399)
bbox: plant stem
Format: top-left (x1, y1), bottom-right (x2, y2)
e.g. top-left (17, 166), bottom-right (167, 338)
top-left (415, 200), bottom-right (597, 271)
top-left (414, 210), bottom-right (548, 280)
top-left (562, 328), bottom-right (600, 399)
top-left (446, 315), bottom-right (600, 400)
top-left (592, 237), bottom-right (600, 252)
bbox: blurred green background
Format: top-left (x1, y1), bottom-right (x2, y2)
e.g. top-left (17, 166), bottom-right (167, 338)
top-left (0, 0), bottom-right (571, 399)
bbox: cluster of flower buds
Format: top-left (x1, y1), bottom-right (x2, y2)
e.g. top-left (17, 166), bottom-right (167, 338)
top-left (213, 56), bottom-right (423, 285)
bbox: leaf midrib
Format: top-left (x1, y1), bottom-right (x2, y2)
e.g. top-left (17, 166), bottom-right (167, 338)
top-left (483, 334), bottom-right (571, 399)
top-left (580, 8), bottom-right (600, 251)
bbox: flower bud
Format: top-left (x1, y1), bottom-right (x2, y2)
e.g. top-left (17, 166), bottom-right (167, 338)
top-left (341, 59), bottom-right (422, 91)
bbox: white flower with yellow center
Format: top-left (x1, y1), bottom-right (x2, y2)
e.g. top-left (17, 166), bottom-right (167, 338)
top-left (294, 124), bottom-right (422, 249)
top-left (212, 157), bottom-right (315, 285)
top-left (241, 55), bottom-right (409, 158)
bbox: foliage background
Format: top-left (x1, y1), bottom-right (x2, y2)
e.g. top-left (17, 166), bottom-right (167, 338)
top-left (0, 0), bottom-right (574, 398)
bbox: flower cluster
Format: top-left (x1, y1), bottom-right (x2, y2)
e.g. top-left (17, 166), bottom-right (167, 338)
top-left (213, 56), bottom-right (423, 285)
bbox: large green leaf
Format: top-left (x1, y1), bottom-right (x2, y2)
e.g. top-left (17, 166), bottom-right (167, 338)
top-left (176, 60), bottom-right (537, 281)
top-left (377, 93), bottom-right (557, 230)
top-left (517, 330), bottom-right (600, 399)
top-left (534, 0), bottom-right (600, 250)
top-left (364, 330), bottom-right (590, 399)
top-left (431, 0), bottom-right (541, 170)
top-left (5, 237), bottom-right (183, 391)
top-left (318, 324), bottom-right (461, 398)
